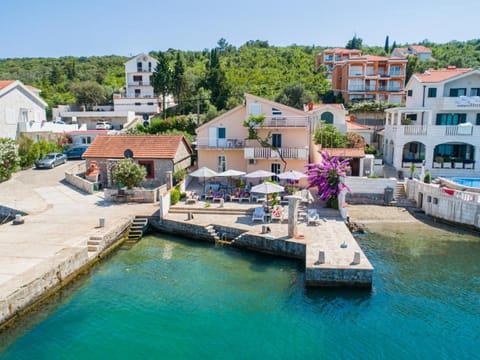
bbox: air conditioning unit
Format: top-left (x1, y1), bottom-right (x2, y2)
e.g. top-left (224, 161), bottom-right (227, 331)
top-left (248, 159), bottom-right (257, 165)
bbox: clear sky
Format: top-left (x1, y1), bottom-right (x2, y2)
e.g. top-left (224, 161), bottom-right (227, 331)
top-left (1, 0), bottom-right (479, 58)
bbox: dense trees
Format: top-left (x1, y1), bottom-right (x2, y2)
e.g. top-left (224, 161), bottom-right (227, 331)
top-left (2, 39), bottom-right (480, 119)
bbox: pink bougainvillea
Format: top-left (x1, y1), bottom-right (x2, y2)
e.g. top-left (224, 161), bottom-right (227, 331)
top-left (305, 151), bottom-right (351, 207)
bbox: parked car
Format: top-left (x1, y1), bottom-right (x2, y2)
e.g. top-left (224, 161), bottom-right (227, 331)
top-left (35, 153), bottom-right (67, 169)
top-left (63, 145), bottom-right (89, 159)
top-left (95, 121), bottom-right (113, 130)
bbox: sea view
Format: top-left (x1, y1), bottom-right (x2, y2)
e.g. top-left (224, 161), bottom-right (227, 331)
top-left (1, 226), bottom-right (479, 359)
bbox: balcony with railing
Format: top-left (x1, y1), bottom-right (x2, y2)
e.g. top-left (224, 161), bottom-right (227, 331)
top-left (388, 70), bottom-right (404, 77)
top-left (249, 116), bottom-right (308, 128)
top-left (378, 86), bottom-right (402, 92)
top-left (244, 146), bottom-right (308, 160)
top-left (385, 124), bottom-right (480, 138)
top-left (427, 96), bottom-right (480, 110)
top-left (128, 81), bottom-right (151, 86)
top-left (195, 137), bottom-right (246, 149)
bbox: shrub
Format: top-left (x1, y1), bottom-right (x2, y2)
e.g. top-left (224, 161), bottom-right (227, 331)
top-left (423, 172), bottom-right (432, 184)
top-left (112, 159), bottom-right (147, 189)
top-left (173, 169), bottom-right (187, 184)
top-left (170, 188), bottom-right (180, 205)
top-left (0, 138), bottom-right (19, 181)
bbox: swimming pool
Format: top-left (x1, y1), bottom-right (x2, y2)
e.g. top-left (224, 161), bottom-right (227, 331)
top-left (450, 178), bottom-right (480, 188)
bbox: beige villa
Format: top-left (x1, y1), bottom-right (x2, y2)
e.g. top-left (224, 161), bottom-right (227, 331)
top-left (196, 94), bottom-right (310, 176)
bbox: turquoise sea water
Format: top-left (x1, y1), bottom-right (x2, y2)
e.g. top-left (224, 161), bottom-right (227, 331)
top-left (1, 231), bottom-right (480, 359)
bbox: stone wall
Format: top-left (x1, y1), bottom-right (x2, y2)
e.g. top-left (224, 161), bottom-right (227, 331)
top-left (0, 217), bottom-right (133, 327)
top-left (305, 267), bottom-right (373, 288)
top-left (345, 177), bottom-right (397, 205)
top-left (64, 162), bottom-right (96, 194)
top-left (104, 188), bottom-right (159, 203)
top-left (408, 179), bottom-right (480, 229)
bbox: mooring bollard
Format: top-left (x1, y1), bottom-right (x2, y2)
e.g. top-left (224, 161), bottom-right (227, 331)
top-left (318, 251), bottom-right (325, 264)
top-left (99, 218), bottom-right (105, 227)
top-left (353, 251), bottom-right (361, 265)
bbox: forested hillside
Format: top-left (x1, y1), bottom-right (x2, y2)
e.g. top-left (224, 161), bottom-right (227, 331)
top-left (1, 38), bottom-right (480, 116)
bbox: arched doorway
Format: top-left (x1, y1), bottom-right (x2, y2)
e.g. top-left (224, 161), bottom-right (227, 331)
top-left (402, 141), bottom-right (426, 167)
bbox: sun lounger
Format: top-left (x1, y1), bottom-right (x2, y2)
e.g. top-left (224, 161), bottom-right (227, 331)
top-left (240, 191), bottom-right (251, 203)
top-left (252, 207), bottom-right (265, 222)
top-left (307, 209), bottom-right (320, 225)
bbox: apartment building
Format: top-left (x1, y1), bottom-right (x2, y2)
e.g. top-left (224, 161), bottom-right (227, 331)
top-left (315, 48), bottom-right (361, 79)
top-left (383, 66), bottom-right (480, 176)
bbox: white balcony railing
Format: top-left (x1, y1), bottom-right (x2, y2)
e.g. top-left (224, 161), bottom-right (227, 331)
top-left (385, 124), bottom-right (479, 138)
top-left (244, 147), bottom-right (308, 160)
top-left (196, 137), bottom-right (246, 149)
top-left (128, 81), bottom-right (151, 86)
top-left (249, 116), bottom-right (307, 128)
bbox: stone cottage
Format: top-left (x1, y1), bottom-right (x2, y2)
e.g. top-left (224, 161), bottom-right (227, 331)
top-left (82, 134), bottom-right (193, 188)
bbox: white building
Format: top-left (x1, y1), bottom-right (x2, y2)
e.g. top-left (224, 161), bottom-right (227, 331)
top-left (391, 45), bottom-right (433, 62)
top-left (0, 80), bottom-right (47, 139)
top-left (383, 66), bottom-right (480, 176)
top-left (305, 103), bottom-right (348, 134)
top-left (113, 53), bottom-right (161, 114)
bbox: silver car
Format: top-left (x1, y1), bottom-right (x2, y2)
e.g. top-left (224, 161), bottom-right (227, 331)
top-left (35, 153), bottom-right (67, 169)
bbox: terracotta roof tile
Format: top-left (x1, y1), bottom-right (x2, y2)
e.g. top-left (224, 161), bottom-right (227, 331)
top-left (415, 67), bottom-right (473, 83)
top-left (309, 103), bottom-right (345, 110)
top-left (346, 121), bottom-right (371, 130)
top-left (322, 148), bottom-right (365, 158)
top-left (409, 45), bottom-right (431, 53)
top-left (0, 80), bottom-right (15, 90)
top-left (83, 135), bottom-right (192, 159)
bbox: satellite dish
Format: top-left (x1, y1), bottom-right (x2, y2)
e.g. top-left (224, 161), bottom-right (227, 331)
top-left (124, 149), bottom-right (134, 158)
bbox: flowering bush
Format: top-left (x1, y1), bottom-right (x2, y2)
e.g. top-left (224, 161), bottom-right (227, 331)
top-left (0, 138), bottom-right (19, 181)
top-left (305, 151), bottom-right (351, 208)
top-left (112, 158), bottom-right (147, 189)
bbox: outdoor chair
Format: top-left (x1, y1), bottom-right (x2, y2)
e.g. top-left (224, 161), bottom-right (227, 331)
top-left (185, 192), bottom-right (198, 204)
top-left (252, 192), bottom-right (266, 203)
top-left (240, 191), bottom-right (251, 203)
top-left (271, 206), bottom-right (283, 222)
top-left (252, 207), bottom-right (265, 222)
top-left (212, 192), bottom-right (225, 203)
top-left (307, 209), bottom-right (320, 225)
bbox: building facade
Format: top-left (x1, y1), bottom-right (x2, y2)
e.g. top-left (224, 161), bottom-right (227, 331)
top-left (383, 66), bottom-right (480, 176)
top-left (0, 80), bottom-right (47, 139)
top-left (315, 48), bottom-right (362, 80)
top-left (196, 94), bottom-right (310, 176)
top-left (391, 45), bottom-right (433, 62)
top-left (113, 54), bottom-right (161, 114)
top-left (331, 55), bottom-right (408, 104)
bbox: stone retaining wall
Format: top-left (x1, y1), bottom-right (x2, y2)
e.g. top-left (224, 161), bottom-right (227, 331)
top-left (64, 162), bottom-right (96, 194)
top-left (408, 179), bottom-right (480, 230)
top-left (104, 188), bottom-right (159, 203)
top-left (0, 217), bottom-right (133, 328)
top-left (305, 267), bottom-right (373, 288)
top-left (345, 177), bottom-right (397, 205)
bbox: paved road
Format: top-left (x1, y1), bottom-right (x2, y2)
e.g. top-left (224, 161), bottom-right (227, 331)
top-left (0, 161), bottom-right (158, 297)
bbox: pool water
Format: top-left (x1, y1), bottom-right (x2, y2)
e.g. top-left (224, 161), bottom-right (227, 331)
top-left (1, 231), bottom-right (480, 359)
top-left (450, 177), bottom-right (480, 188)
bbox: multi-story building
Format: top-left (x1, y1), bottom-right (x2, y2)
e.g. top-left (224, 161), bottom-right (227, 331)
top-left (331, 54), bottom-right (408, 104)
top-left (383, 66), bottom-right (480, 175)
top-left (315, 48), bottom-right (361, 79)
top-left (196, 94), bottom-right (310, 176)
top-left (113, 53), bottom-right (161, 114)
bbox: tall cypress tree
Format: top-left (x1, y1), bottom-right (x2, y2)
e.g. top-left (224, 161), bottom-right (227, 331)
top-left (205, 48), bottom-right (229, 110)
top-left (172, 52), bottom-right (185, 113)
top-left (384, 35), bottom-right (390, 54)
top-left (152, 52), bottom-right (173, 118)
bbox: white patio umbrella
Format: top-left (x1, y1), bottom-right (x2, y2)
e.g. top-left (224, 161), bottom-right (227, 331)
top-left (251, 181), bottom-right (285, 207)
top-left (277, 170), bottom-right (307, 181)
top-left (244, 170), bottom-right (275, 179)
top-left (189, 166), bottom-right (218, 192)
top-left (217, 169), bottom-right (246, 177)
top-left (217, 169), bottom-right (246, 189)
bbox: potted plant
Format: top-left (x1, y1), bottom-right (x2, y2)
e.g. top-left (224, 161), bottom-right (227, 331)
top-left (433, 156), bottom-right (444, 168)
top-left (443, 156), bottom-right (452, 169)
top-left (464, 159), bottom-right (475, 169)
top-left (409, 162), bottom-right (416, 179)
top-left (423, 172), bottom-right (432, 184)
top-left (454, 157), bottom-right (464, 169)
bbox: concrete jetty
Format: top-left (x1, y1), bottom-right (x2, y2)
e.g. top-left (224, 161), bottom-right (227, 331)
top-left (157, 201), bottom-right (374, 288)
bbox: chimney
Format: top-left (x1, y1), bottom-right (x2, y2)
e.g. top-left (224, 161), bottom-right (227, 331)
top-left (307, 102), bottom-right (314, 111)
